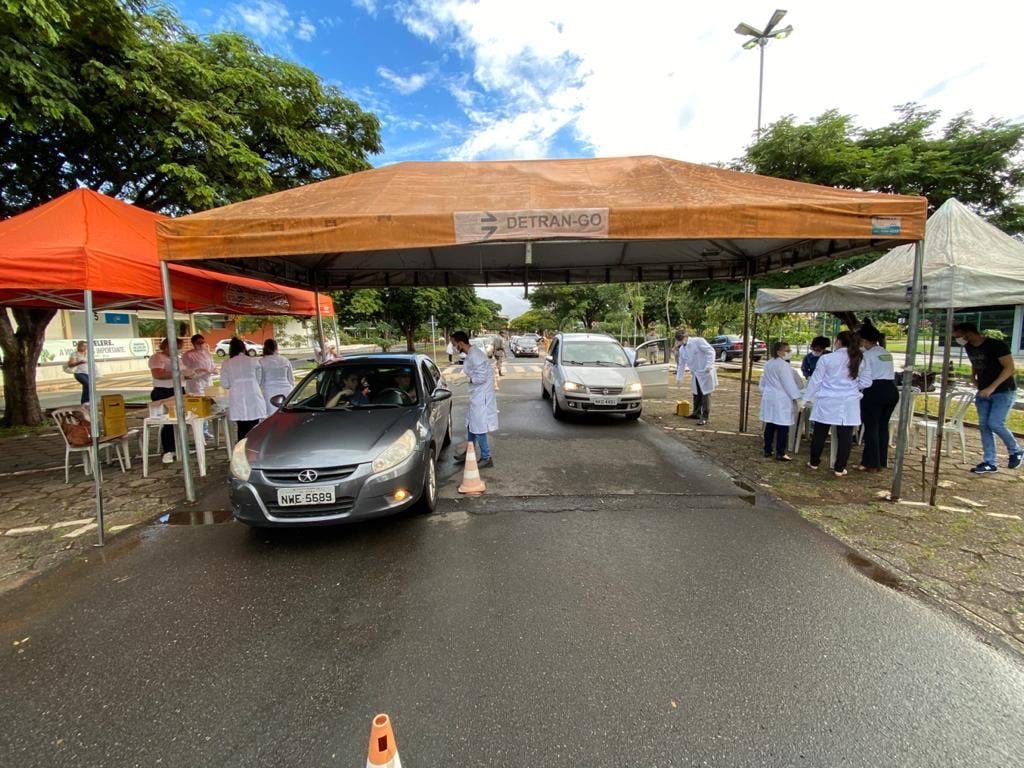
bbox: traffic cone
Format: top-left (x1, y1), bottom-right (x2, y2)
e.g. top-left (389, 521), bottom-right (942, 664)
top-left (457, 441), bottom-right (486, 495)
top-left (366, 713), bottom-right (402, 768)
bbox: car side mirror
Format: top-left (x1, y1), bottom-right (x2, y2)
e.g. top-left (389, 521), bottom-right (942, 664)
top-left (635, 357), bottom-right (648, 367)
top-left (545, 355), bottom-right (553, 363)
top-left (431, 388), bottom-right (452, 402)
top-left (270, 394), bottom-right (286, 407)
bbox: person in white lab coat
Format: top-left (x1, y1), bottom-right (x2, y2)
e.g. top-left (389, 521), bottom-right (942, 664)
top-left (759, 341), bottom-right (802, 461)
top-left (259, 338), bottom-right (294, 412)
top-left (451, 331), bottom-right (498, 467)
top-left (220, 337), bottom-right (267, 440)
top-left (802, 331), bottom-right (873, 476)
top-left (673, 328), bottom-right (717, 425)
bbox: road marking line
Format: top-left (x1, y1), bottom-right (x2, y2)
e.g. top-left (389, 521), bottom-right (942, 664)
top-left (50, 518), bottom-right (94, 530)
top-left (109, 524), bottom-right (134, 533)
top-left (985, 512), bottom-right (1022, 520)
top-left (5, 525), bottom-right (49, 536)
top-left (62, 523), bottom-right (98, 538)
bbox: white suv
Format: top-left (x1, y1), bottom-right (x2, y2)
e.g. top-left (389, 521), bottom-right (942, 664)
top-left (214, 338), bottom-right (262, 357)
top-left (540, 333), bottom-right (672, 420)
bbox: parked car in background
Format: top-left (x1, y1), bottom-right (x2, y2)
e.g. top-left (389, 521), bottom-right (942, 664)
top-left (512, 335), bottom-right (539, 357)
top-left (540, 333), bottom-right (670, 420)
top-left (708, 334), bottom-right (767, 362)
top-left (229, 354), bottom-right (453, 527)
top-left (470, 336), bottom-right (494, 358)
top-left (215, 338), bottom-right (261, 357)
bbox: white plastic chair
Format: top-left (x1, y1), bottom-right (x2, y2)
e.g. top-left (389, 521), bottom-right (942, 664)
top-left (910, 390), bottom-right (974, 462)
top-left (52, 407), bottom-right (133, 483)
top-left (888, 387), bottom-right (921, 448)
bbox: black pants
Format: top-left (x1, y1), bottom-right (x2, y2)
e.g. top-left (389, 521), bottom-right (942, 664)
top-left (691, 379), bottom-right (710, 420)
top-left (763, 423), bottom-right (789, 457)
top-left (810, 422), bottom-right (855, 472)
top-left (236, 420), bottom-right (259, 440)
top-left (860, 380), bottom-right (898, 469)
top-left (151, 386), bottom-right (177, 454)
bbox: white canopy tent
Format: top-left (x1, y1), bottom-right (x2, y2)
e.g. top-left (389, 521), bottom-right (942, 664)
top-left (756, 198), bottom-right (1024, 502)
top-left (756, 198), bottom-right (1024, 313)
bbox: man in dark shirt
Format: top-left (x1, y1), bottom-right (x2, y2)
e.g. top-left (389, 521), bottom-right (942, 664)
top-left (801, 336), bottom-right (830, 379)
top-left (953, 322), bottom-right (1021, 474)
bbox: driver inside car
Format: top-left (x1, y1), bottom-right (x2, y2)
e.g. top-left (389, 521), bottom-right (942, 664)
top-left (393, 370), bottom-right (418, 403)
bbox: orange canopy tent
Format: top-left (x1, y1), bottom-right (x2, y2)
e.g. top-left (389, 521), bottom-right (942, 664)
top-left (0, 188), bottom-right (333, 316)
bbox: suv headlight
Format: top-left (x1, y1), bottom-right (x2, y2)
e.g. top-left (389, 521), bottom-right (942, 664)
top-left (627, 381), bottom-right (643, 394)
top-left (231, 439), bottom-right (251, 481)
top-left (562, 381), bottom-right (584, 392)
top-left (372, 429), bottom-right (417, 474)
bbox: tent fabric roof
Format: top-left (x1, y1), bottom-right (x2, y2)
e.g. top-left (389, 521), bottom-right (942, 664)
top-left (755, 198), bottom-right (1024, 313)
top-left (0, 189), bottom-right (333, 315)
top-left (155, 156), bottom-right (927, 289)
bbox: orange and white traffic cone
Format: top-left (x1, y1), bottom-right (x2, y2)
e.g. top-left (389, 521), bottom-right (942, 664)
top-left (366, 713), bottom-right (402, 768)
top-left (457, 441), bottom-right (486, 495)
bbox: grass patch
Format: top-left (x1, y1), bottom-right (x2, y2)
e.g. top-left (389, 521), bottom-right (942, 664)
top-left (0, 424), bottom-right (56, 439)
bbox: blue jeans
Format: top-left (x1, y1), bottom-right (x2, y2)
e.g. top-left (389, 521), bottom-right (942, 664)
top-left (975, 391), bottom-right (1021, 464)
top-left (73, 372), bottom-right (89, 404)
top-left (468, 429), bottom-right (491, 461)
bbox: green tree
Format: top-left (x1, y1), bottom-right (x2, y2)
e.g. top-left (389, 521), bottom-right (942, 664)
top-left (528, 285), bottom-right (625, 330)
top-left (508, 308), bottom-right (557, 332)
top-left (0, 1), bottom-right (382, 425)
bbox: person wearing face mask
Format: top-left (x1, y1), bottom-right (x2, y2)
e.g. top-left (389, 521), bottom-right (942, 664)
top-left (673, 328), bottom-right (717, 425)
top-left (856, 325), bottom-right (899, 472)
top-left (758, 341), bottom-right (802, 461)
top-left (953, 322), bottom-right (1021, 474)
top-left (801, 336), bottom-right (830, 379)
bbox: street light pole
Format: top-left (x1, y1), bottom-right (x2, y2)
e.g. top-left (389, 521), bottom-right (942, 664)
top-left (736, 9), bottom-right (793, 139)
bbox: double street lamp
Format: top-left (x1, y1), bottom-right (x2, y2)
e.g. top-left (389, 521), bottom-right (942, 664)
top-left (735, 9), bottom-right (793, 138)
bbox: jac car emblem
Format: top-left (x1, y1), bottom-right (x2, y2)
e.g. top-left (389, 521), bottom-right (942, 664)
top-left (297, 469), bottom-right (318, 483)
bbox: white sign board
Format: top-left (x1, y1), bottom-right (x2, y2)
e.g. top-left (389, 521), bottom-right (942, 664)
top-left (453, 208), bottom-right (609, 244)
top-left (38, 337), bottom-right (154, 366)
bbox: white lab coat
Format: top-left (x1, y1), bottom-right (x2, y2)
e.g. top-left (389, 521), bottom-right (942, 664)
top-left (463, 346), bottom-right (499, 433)
top-left (181, 347), bottom-right (215, 396)
top-left (220, 355), bottom-right (267, 422)
top-left (675, 336), bottom-right (718, 394)
top-left (803, 348), bottom-right (873, 426)
top-left (260, 354), bottom-right (295, 412)
top-left (759, 358), bottom-right (802, 426)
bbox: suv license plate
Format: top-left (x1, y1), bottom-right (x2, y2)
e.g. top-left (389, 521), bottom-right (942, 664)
top-left (277, 485), bottom-right (335, 507)
top-left (593, 397), bottom-right (619, 406)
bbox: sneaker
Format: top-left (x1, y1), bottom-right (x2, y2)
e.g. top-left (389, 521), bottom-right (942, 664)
top-left (1009, 452), bottom-right (1023, 470)
top-left (161, 452), bottom-right (175, 464)
top-left (477, 458), bottom-right (494, 469)
top-left (970, 462), bottom-right (998, 474)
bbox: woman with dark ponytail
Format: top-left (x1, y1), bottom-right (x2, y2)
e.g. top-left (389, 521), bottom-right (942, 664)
top-left (857, 325), bottom-right (898, 471)
top-left (802, 330), bottom-right (873, 476)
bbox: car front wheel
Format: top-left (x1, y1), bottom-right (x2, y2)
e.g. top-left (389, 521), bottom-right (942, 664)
top-left (246, 349), bottom-right (257, 357)
top-left (216, 349), bottom-right (226, 357)
top-left (551, 388), bottom-right (565, 420)
top-left (718, 349), bottom-right (727, 362)
top-left (413, 452), bottom-right (437, 514)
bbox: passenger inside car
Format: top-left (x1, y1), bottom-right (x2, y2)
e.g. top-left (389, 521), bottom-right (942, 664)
top-left (326, 371), bottom-right (370, 407)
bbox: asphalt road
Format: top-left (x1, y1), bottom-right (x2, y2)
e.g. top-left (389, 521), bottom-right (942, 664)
top-left (2, 367), bottom-right (1023, 767)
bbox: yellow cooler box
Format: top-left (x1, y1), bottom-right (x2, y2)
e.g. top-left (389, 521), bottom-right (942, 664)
top-left (100, 394), bottom-right (128, 437)
top-left (185, 396), bottom-right (215, 418)
top-left (675, 400), bottom-right (692, 418)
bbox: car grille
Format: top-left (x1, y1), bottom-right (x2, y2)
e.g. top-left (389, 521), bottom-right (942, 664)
top-left (586, 386), bottom-right (622, 395)
top-left (262, 465), bottom-right (359, 485)
top-left (268, 497), bottom-right (357, 518)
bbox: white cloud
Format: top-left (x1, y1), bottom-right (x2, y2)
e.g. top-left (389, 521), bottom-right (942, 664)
top-left (378, 66), bottom-right (433, 95)
top-left (395, 0), bottom-right (1024, 164)
top-left (223, 0), bottom-right (293, 39)
top-left (352, 0), bottom-right (378, 16)
top-left (296, 16), bottom-right (316, 41)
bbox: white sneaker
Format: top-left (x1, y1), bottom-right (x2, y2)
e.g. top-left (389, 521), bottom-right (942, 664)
top-left (161, 452), bottom-right (175, 464)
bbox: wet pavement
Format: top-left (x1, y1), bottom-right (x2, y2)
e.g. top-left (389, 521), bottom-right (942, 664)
top-left (1, 374), bottom-right (1023, 766)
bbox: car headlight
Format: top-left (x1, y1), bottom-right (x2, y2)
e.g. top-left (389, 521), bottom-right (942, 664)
top-left (372, 429), bottom-right (417, 474)
top-left (230, 438), bottom-right (251, 481)
top-left (627, 381), bottom-right (643, 394)
top-left (562, 381), bottom-right (584, 392)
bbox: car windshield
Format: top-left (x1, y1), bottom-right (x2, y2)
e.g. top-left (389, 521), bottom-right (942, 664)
top-left (284, 362), bottom-right (419, 410)
top-left (561, 341), bottom-right (629, 367)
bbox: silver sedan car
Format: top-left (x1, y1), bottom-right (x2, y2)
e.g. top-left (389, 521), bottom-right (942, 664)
top-left (229, 354), bottom-right (453, 527)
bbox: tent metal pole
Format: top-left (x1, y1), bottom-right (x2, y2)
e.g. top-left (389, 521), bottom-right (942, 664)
top-left (928, 307), bottom-right (955, 506)
top-left (738, 263), bottom-right (752, 432)
top-left (84, 290), bottom-right (104, 546)
top-left (743, 311), bottom-right (758, 431)
top-left (890, 240), bottom-right (926, 501)
top-left (161, 262), bottom-right (195, 502)
top-left (312, 272), bottom-right (325, 361)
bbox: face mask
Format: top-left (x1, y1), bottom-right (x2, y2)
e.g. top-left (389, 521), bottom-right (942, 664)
top-left (782, 352), bottom-right (792, 360)
top-left (954, 336), bottom-right (967, 346)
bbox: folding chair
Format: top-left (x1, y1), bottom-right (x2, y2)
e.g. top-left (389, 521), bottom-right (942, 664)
top-left (52, 406), bottom-right (133, 483)
top-left (910, 390), bottom-right (974, 463)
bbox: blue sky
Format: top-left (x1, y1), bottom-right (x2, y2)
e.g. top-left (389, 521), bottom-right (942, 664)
top-left (168, 0), bottom-right (1021, 317)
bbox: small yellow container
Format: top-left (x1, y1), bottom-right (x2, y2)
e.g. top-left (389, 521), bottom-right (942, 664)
top-left (675, 400), bottom-right (692, 417)
top-left (100, 394), bottom-right (127, 437)
top-left (185, 395), bottom-right (214, 417)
